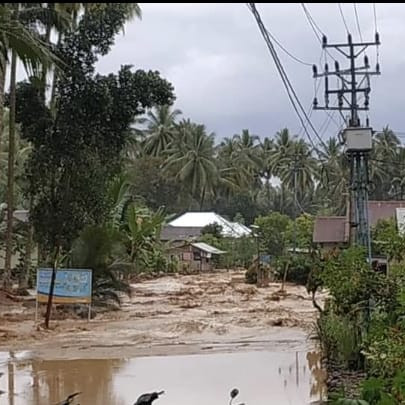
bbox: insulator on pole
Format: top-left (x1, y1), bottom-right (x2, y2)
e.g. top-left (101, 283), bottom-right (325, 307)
top-left (312, 64), bottom-right (318, 77)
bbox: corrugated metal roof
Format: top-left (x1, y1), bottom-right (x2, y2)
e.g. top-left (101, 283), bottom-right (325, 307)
top-left (369, 201), bottom-right (405, 226)
top-left (191, 242), bottom-right (226, 255)
top-left (168, 212), bottom-right (251, 238)
top-left (313, 216), bottom-right (348, 243)
top-left (313, 201), bottom-right (405, 243)
top-left (160, 226), bottom-right (202, 241)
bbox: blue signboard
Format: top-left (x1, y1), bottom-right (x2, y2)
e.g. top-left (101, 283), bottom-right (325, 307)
top-left (37, 268), bottom-right (92, 304)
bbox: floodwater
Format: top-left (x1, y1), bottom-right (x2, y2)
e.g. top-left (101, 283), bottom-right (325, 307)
top-left (0, 349), bottom-right (326, 405)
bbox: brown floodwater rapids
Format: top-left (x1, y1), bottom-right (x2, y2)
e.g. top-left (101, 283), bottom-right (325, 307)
top-left (0, 348), bottom-right (326, 405)
top-left (0, 271), bottom-right (327, 404)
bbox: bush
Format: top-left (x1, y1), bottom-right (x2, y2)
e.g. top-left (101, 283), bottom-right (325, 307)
top-left (364, 326), bottom-right (405, 379)
top-left (317, 306), bottom-right (364, 370)
top-left (245, 264), bottom-right (257, 284)
top-left (273, 254), bottom-right (312, 285)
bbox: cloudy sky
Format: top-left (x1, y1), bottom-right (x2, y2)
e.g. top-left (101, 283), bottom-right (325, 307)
top-left (94, 3), bottom-right (405, 142)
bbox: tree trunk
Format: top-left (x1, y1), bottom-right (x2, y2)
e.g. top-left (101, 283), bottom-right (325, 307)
top-left (20, 221), bottom-right (34, 289)
top-left (44, 245), bottom-right (60, 329)
top-left (50, 32), bottom-right (63, 115)
top-left (0, 55), bottom-right (7, 156)
top-left (281, 260), bottom-right (289, 292)
top-left (199, 187), bottom-right (206, 211)
top-left (3, 50), bottom-right (17, 289)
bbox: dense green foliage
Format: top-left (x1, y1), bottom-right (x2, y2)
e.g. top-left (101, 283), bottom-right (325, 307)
top-left (318, 236), bottom-right (405, 402)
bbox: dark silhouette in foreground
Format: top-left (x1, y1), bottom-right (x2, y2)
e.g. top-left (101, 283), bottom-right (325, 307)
top-left (229, 388), bottom-right (245, 405)
top-left (56, 392), bottom-right (81, 405)
top-left (134, 390), bottom-right (165, 405)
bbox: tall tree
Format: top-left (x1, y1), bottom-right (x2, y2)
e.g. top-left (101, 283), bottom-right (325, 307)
top-left (166, 120), bottom-right (217, 209)
top-left (15, 4), bottom-right (174, 327)
top-left (142, 105), bottom-right (182, 157)
top-left (1, 3), bottom-right (65, 288)
top-left (317, 137), bottom-right (348, 215)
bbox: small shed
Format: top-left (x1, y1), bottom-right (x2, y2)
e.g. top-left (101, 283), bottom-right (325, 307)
top-left (168, 241), bottom-right (226, 272)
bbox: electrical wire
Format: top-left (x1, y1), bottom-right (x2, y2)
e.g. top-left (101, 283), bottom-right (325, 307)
top-left (244, 3), bottom-right (313, 66)
top-left (248, 3), bottom-right (327, 154)
top-left (373, 3), bottom-right (378, 33)
top-left (373, 3), bottom-right (380, 64)
top-left (338, 3), bottom-right (350, 34)
top-left (353, 3), bottom-right (363, 42)
top-left (264, 27), bottom-right (313, 66)
top-left (300, 4), bottom-right (338, 64)
top-left (301, 3), bottom-right (323, 40)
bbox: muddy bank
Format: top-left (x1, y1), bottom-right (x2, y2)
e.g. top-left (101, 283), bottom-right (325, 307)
top-left (0, 271), bottom-right (324, 358)
top-left (324, 360), bottom-right (366, 400)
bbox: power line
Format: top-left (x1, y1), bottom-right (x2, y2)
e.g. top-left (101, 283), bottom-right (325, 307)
top-left (301, 3), bottom-right (323, 40)
top-left (353, 3), bottom-right (363, 42)
top-left (245, 4), bottom-right (313, 66)
top-left (264, 27), bottom-right (313, 66)
top-left (373, 3), bottom-right (378, 33)
top-left (338, 3), bottom-right (350, 34)
top-left (373, 3), bottom-right (380, 64)
top-left (300, 4), bottom-right (337, 63)
top-left (248, 3), bottom-right (327, 153)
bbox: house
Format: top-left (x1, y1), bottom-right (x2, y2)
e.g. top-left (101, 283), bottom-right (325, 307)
top-left (313, 201), bottom-right (405, 250)
top-left (168, 241), bottom-right (226, 272)
top-left (160, 211), bottom-right (251, 243)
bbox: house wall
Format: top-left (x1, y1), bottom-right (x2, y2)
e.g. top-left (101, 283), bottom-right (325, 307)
top-left (167, 245), bottom-right (214, 273)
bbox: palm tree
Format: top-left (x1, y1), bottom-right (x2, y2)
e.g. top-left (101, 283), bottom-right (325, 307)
top-left (0, 109), bottom-right (32, 205)
top-left (390, 147), bottom-right (405, 200)
top-left (1, 3), bottom-right (66, 288)
top-left (269, 129), bottom-right (296, 214)
top-left (277, 138), bottom-right (317, 199)
top-left (142, 105), bottom-right (182, 157)
top-left (217, 129), bottom-right (261, 194)
top-left (233, 129), bottom-right (261, 186)
top-left (0, 3), bottom-right (64, 153)
top-left (370, 126), bottom-right (400, 200)
top-left (165, 120), bottom-right (218, 209)
top-left (317, 137), bottom-right (348, 215)
top-left (216, 137), bottom-right (240, 198)
top-left (259, 136), bottom-right (274, 181)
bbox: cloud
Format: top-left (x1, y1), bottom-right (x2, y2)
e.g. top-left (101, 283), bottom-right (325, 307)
top-left (15, 3), bottom-right (405, 141)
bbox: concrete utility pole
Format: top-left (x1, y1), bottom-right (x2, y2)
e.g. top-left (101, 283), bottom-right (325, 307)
top-left (312, 33), bottom-right (380, 262)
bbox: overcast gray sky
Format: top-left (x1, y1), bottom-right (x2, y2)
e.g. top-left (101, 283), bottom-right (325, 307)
top-left (95, 4), bottom-right (405, 141)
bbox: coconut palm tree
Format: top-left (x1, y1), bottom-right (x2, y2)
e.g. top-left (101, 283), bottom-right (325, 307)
top-left (165, 120), bottom-right (218, 209)
top-left (390, 147), bottom-right (405, 200)
top-left (1, 3), bottom-right (67, 288)
top-left (317, 137), bottom-right (348, 215)
top-left (277, 138), bottom-right (317, 199)
top-left (143, 105), bottom-right (182, 157)
top-left (370, 126), bottom-right (400, 199)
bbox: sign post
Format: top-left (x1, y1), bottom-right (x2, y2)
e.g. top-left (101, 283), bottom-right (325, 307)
top-left (36, 268), bottom-right (92, 322)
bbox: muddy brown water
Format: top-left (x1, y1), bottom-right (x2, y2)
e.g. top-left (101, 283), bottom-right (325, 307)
top-left (0, 349), bottom-right (326, 405)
